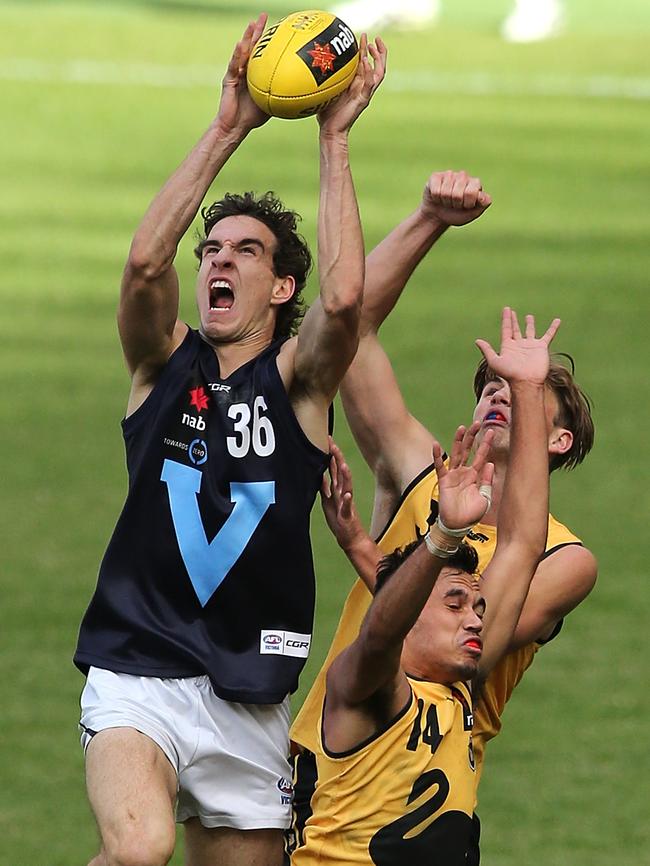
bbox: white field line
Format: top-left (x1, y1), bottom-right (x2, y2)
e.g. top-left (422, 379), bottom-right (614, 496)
top-left (1, 58), bottom-right (650, 100)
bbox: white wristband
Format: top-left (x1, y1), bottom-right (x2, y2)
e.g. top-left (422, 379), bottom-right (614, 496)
top-left (424, 531), bottom-right (458, 559)
top-left (436, 516), bottom-right (475, 538)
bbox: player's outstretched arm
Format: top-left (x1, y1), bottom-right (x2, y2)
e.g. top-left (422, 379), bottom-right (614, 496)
top-left (323, 425), bottom-right (493, 753)
top-left (289, 37), bottom-right (387, 431)
top-left (320, 438), bottom-right (382, 590)
top-left (475, 307), bottom-right (559, 680)
top-left (339, 171), bottom-right (492, 516)
top-left (119, 15), bottom-right (269, 408)
top-left (361, 170), bottom-right (492, 333)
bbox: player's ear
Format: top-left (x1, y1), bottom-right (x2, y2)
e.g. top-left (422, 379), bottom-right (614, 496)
top-left (548, 426), bottom-right (573, 459)
top-left (271, 275), bottom-right (295, 305)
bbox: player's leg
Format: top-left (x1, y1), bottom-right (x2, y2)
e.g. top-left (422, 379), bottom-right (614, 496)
top-left (79, 667), bottom-right (185, 866)
top-left (178, 680), bottom-right (293, 866)
top-left (184, 822), bottom-right (284, 866)
top-left (85, 727), bottom-right (177, 866)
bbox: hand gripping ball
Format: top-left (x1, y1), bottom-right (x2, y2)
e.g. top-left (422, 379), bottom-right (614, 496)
top-left (247, 10), bottom-right (359, 120)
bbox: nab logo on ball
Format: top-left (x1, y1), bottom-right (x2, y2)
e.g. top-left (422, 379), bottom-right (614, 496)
top-left (298, 20), bottom-right (357, 86)
top-left (246, 10), bottom-right (359, 120)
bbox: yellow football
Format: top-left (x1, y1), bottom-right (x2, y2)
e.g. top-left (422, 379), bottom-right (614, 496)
top-left (247, 10), bottom-right (359, 120)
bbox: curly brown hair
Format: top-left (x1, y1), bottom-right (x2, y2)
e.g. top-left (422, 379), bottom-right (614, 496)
top-left (473, 353), bottom-right (594, 472)
top-left (196, 191), bottom-right (312, 341)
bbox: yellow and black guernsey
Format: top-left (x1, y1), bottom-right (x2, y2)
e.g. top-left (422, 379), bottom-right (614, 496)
top-left (291, 680), bottom-right (476, 865)
top-left (290, 462), bottom-right (582, 800)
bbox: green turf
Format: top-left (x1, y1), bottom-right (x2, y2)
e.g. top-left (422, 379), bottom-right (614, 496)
top-left (1, 1), bottom-right (648, 863)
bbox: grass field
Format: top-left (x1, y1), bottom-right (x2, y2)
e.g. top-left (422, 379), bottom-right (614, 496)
top-left (1, 1), bottom-right (649, 863)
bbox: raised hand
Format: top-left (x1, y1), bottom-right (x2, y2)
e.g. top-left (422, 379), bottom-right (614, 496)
top-left (476, 306), bottom-right (561, 386)
top-left (216, 14), bottom-right (270, 136)
top-left (320, 438), bottom-right (367, 552)
top-left (433, 423), bottom-right (495, 531)
top-left (318, 35), bottom-right (387, 135)
top-left (421, 170), bottom-right (492, 227)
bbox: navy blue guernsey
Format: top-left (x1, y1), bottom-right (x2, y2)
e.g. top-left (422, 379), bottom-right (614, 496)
top-left (74, 329), bottom-right (329, 704)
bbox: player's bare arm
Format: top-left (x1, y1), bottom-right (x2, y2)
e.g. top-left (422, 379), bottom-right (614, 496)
top-left (118, 15), bottom-right (269, 415)
top-left (361, 170), bottom-right (492, 332)
top-left (508, 543), bottom-right (597, 650)
top-left (324, 424), bottom-right (493, 753)
top-left (340, 170), bottom-right (492, 516)
top-left (472, 308), bottom-right (559, 679)
top-left (320, 438), bottom-right (382, 590)
top-left (279, 37), bottom-right (387, 450)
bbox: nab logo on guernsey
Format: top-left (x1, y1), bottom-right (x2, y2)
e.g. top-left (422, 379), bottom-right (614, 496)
top-left (183, 385), bottom-right (209, 430)
top-left (277, 776), bottom-right (294, 806)
top-left (182, 413), bottom-right (205, 430)
top-left (189, 386), bottom-right (209, 411)
top-left (260, 630), bottom-right (311, 659)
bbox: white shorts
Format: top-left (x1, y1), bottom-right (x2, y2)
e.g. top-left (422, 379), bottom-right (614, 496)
top-left (79, 666), bottom-right (293, 830)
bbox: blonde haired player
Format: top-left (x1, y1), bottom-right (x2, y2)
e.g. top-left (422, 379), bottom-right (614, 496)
top-left (289, 175), bottom-right (596, 863)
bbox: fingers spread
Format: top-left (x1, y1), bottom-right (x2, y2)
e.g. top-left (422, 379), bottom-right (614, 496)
top-left (475, 338), bottom-right (496, 366)
top-left (525, 313), bottom-right (536, 340)
top-left (543, 317), bottom-right (561, 344)
top-left (432, 439), bottom-right (445, 475)
top-left (448, 425), bottom-right (467, 469)
top-left (509, 307), bottom-right (522, 340)
top-left (460, 422), bottom-right (480, 465)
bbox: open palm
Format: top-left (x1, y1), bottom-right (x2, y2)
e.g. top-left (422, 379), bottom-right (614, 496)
top-left (433, 423), bottom-right (494, 531)
top-left (475, 306), bottom-right (560, 386)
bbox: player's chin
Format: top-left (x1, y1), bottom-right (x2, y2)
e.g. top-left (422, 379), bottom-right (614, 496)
top-left (455, 656), bottom-right (480, 682)
top-left (200, 318), bottom-right (235, 343)
top-left (478, 425), bottom-right (508, 451)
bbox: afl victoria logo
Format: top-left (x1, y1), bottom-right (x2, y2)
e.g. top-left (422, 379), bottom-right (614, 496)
top-left (277, 777), bottom-right (293, 795)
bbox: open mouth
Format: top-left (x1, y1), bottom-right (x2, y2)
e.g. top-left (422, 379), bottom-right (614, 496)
top-left (209, 279), bottom-right (235, 311)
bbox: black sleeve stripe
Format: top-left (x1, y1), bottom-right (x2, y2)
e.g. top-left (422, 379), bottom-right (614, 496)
top-left (539, 541), bottom-right (583, 562)
top-left (374, 457), bottom-right (446, 544)
top-left (536, 617), bottom-right (564, 645)
top-left (533, 543), bottom-right (583, 644)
